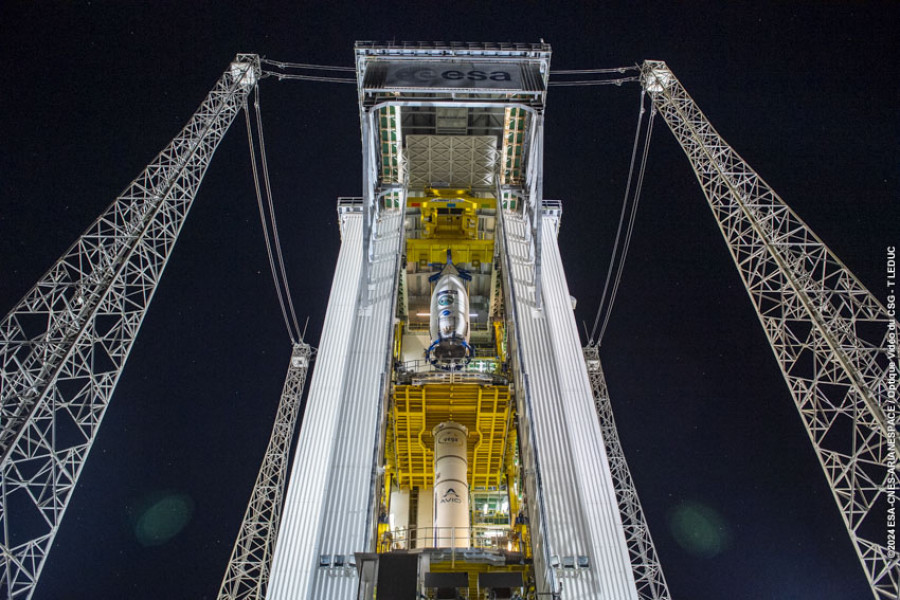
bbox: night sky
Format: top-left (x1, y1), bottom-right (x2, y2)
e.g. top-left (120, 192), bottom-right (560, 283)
top-left (1, 2), bottom-right (896, 599)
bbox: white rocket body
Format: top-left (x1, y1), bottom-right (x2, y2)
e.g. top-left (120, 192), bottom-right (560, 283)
top-left (432, 421), bottom-right (469, 548)
top-left (427, 256), bottom-right (471, 369)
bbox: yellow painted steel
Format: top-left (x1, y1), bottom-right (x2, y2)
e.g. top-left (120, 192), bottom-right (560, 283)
top-left (409, 188), bottom-right (493, 240)
top-left (389, 383), bottom-right (512, 490)
top-left (406, 238), bottom-right (494, 271)
top-left (405, 185), bottom-right (495, 276)
top-left (376, 469), bottom-right (392, 553)
top-left (492, 320), bottom-right (506, 363)
top-left (409, 186), bottom-right (495, 208)
top-left (392, 320), bottom-right (403, 361)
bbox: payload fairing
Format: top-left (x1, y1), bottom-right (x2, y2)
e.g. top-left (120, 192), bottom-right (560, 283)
top-left (427, 251), bottom-right (472, 369)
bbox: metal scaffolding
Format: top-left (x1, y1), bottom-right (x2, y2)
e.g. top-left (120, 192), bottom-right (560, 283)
top-left (217, 343), bottom-right (311, 600)
top-left (582, 346), bottom-right (671, 600)
top-left (0, 54), bottom-right (259, 600)
top-left (642, 60), bottom-right (899, 600)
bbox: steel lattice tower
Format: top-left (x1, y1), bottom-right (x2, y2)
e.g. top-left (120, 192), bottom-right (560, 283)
top-left (642, 60), bottom-right (899, 599)
top-left (583, 346), bottom-right (671, 600)
top-left (217, 343), bottom-right (311, 600)
top-left (0, 55), bottom-right (260, 600)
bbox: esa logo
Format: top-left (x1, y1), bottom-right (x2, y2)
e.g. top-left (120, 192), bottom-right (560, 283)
top-left (394, 68), bottom-right (512, 83)
top-left (441, 69), bottom-right (512, 81)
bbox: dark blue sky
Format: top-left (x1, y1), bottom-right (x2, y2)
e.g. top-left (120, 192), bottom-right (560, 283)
top-left (1, 2), bottom-right (896, 599)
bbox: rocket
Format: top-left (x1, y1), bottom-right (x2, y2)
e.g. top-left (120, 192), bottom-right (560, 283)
top-left (426, 251), bottom-right (472, 370)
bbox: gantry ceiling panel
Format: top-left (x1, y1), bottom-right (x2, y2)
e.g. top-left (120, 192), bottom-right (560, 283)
top-left (406, 135), bottom-right (498, 189)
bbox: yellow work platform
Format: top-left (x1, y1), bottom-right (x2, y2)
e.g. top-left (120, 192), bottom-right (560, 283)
top-left (389, 383), bottom-right (513, 490)
top-left (405, 238), bottom-right (494, 269)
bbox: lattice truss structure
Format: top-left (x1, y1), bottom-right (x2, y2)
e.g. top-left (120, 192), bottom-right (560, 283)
top-left (0, 54), bottom-right (260, 600)
top-left (218, 343), bottom-right (310, 600)
top-left (406, 135), bottom-right (498, 189)
top-left (582, 346), bottom-right (671, 600)
top-left (641, 60), bottom-right (900, 599)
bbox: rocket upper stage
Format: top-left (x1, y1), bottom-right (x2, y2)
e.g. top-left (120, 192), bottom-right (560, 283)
top-left (426, 252), bottom-right (472, 369)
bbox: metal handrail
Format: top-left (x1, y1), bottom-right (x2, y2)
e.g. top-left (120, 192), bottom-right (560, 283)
top-left (381, 525), bottom-right (522, 552)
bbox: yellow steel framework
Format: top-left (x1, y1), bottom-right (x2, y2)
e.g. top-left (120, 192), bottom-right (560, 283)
top-left (389, 383), bottom-right (513, 490)
top-left (409, 187), bottom-right (494, 209)
top-left (412, 188), bottom-right (492, 239)
top-left (406, 188), bottom-right (495, 269)
top-left (405, 239), bottom-right (494, 271)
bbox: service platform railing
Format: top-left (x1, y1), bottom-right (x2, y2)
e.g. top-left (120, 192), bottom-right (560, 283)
top-left (394, 358), bottom-right (508, 385)
top-left (380, 525), bottom-right (525, 555)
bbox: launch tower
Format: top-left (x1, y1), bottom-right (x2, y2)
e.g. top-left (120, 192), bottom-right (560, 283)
top-left (266, 42), bottom-right (639, 600)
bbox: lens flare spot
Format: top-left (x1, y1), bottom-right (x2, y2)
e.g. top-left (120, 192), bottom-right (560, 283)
top-left (133, 492), bottom-right (194, 547)
top-left (668, 500), bottom-right (732, 558)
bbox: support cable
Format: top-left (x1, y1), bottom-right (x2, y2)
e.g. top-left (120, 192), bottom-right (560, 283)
top-left (260, 58), bottom-right (355, 72)
top-left (257, 61), bottom-right (643, 86)
top-left (243, 88), bottom-right (301, 344)
top-left (254, 89), bottom-right (303, 341)
top-left (261, 61), bottom-right (639, 76)
top-left (550, 66), bottom-right (639, 74)
top-left (260, 72), bottom-right (357, 84)
top-left (588, 90), bottom-right (646, 344)
top-left (597, 107), bottom-right (656, 345)
top-left (548, 76), bottom-right (640, 87)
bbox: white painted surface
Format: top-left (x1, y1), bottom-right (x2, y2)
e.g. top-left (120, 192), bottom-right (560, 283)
top-left (267, 211), bottom-right (403, 600)
top-left (432, 421), bottom-right (469, 548)
top-left (500, 210), bottom-right (639, 599)
top-left (415, 487), bottom-right (434, 549)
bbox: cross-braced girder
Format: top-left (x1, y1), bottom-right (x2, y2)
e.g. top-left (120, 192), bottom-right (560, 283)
top-left (0, 54), bottom-right (259, 600)
top-left (217, 343), bottom-right (311, 600)
top-left (641, 60), bottom-right (899, 599)
top-left (582, 346), bottom-right (671, 600)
